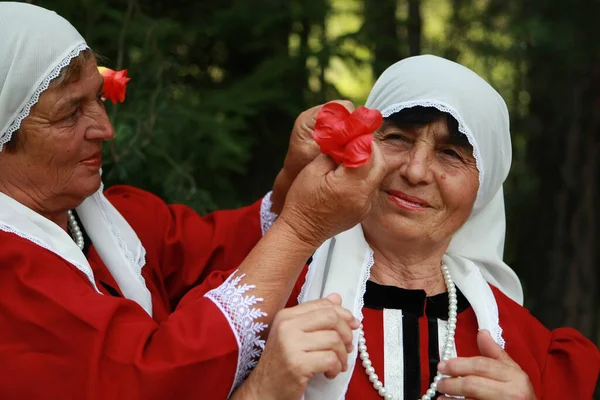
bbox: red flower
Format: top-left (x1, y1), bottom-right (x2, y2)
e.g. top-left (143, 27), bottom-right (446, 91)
top-left (313, 103), bottom-right (383, 168)
top-left (97, 67), bottom-right (131, 104)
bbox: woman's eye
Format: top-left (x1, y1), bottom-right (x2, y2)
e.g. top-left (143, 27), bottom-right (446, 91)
top-left (383, 134), bottom-right (407, 142)
top-left (441, 148), bottom-right (461, 159)
top-left (64, 109), bottom-right (78, 121)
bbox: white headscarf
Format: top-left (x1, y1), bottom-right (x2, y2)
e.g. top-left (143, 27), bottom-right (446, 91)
top-left (299, 55), bottom-right (523, 399)
top-left (0, 3), bottom-right (152, 316)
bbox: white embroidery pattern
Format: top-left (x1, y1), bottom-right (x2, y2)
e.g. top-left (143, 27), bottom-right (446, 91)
top-left (260, 191), bottom-right (278, 236)
top-left (205, 271), bottom-right (268, 394)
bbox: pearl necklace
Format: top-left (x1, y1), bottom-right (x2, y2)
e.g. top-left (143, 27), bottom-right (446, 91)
top-left (67, 210), bottom-right (85, 250)
top-left (358, 263), bottom-right (457, 400)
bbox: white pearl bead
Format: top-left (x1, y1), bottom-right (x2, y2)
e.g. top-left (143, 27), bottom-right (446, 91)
top-left (359, 352), bottom-right (369, 361)
top-left (368, 373), bottom-right (379, 383)
top-left (362, 359), bottom-right (372, 368)
top-left (365, 366), bottom-right (375, 375)
top-left (378, 387), bottom-right (387, 396)
top-left (373, 380), bottom-right (382, 390)
top-left (67, 210), bottom-right (84, 251)
top-left (358, 337), bottom-right (366, 345)
top-left (433, 375), bottom-right (442, 383)
top-left (384, 393), bottom-right (393, 400)
top-left (358, 344), bottom-right (367, 352)
top-left (426, 388), bottom-right (436, 397)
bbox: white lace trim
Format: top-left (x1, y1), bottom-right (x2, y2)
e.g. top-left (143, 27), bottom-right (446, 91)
top-left (91, 188), bottom-right (149, 297)
top-left (380, 100), bottom-right (485, 202)
top-left (0, 222), bottom-right (101, 293)
top-left (260, 191), bottom-right (278, 236)
top-left (204, 271), bottom-right (267, 396)
top-left (357, 249), bottom-right (374, 322)
top-left (494, 322), bottom-right (506, 349)
top-left (0, 43), bottom-right (90, 152)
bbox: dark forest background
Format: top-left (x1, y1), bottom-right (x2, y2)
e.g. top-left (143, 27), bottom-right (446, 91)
top-left (32, 0), bottom-right (599, 361)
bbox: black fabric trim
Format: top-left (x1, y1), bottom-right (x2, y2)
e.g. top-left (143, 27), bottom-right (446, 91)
top-left (402, 313), bottom-right (420, 400)
top-left (100, 281), bottom-right (123, 298)
top-left (363, 280), bottom-right (470, 319)
top-left (426, 317), bottom-right (442, 398)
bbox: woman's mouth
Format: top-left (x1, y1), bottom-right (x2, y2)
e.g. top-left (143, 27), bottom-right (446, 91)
top-left (386, 190), bottom-right (430, 211)
top-left (80, 153), bottom-right (102, 167)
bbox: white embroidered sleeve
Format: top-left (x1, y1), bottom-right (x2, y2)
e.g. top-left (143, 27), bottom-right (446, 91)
top-left (204, 271), bottom-right (268, 396)
top-left (260, 191), bottom-right (278, 236)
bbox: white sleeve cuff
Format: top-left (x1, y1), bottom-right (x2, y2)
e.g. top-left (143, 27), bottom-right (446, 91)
top-left (204, 271), bottom-right (268, 396)
top-left (260, 191), bottom-right (278, 236)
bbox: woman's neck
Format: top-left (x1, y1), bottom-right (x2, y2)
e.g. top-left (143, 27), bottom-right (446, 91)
top-left (0, 180), bottom-right (69, 231)
top-left (366, 235), bottom-right (450, 296)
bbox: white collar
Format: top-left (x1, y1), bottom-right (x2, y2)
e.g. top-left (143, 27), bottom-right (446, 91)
top-left (0, 185), bottom-right (152, 316)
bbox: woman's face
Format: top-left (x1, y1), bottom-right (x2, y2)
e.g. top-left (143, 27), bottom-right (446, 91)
top-left (362, 116), bottom-right (479, 249)
top-left (0, 57), bottom-right (114, 212)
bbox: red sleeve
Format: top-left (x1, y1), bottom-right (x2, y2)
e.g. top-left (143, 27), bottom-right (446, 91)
top-left (540, 327), bottom-right (600, 399)
top-left (104, 185), bottom-right (264, 306)
top-left (0, 238), bottom-right (245, 399)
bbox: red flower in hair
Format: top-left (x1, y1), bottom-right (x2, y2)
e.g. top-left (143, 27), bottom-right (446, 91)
top-left (313, 103), bottom-right (383, 168)
top-left (97, 67), bottom-right (131, 104)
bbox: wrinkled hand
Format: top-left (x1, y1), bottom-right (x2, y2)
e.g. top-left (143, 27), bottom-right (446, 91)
top-left (278, 140), bottom-right (387, 248)
top-left (236, 294), bottom-right (359, 400)
top-left (271, 100), bottom-right (355, 214)
top-left (437, 330), bottom-right (536, 400)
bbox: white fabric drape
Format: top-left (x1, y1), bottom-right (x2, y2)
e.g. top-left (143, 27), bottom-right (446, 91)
top-left (0, 3), bottom-right (152, 315)
top-left (299, 55), bottom-right (521, 399)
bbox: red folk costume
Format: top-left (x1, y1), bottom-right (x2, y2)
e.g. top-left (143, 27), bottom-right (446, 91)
top-left (0, 4), bottom-right (274, 399)
top-left (287, 268), bottom-right (599, 399)
top-left (284, 55), bottom-right (600, 400)
top-left (0, 185), bottom-right (271, 399)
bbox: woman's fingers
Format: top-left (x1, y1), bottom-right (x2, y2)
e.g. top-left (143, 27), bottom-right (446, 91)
top-left (437, 375), bottom-right (528, 400)
top-left (300, 350), bottom-right (344, 380)
top-left (302, 330), bottom-right (350, 372)
top-left (438, 357), bottom-right (516, 382)
top-left (282, 306), bottom-right (355, 352)
top-left (437, 351), bottom-right (535, 399)
top-left (278, 295), bottom-right (357, 326)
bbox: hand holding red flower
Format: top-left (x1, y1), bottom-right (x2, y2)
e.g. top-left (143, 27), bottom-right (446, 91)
top-left (312, 103), bottom-right (383, 168)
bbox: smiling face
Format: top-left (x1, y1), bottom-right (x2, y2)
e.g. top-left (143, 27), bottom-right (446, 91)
top-left (0, 54), bottom-right (114, 214)
top-left (362, 106), bottom-right (479, 250)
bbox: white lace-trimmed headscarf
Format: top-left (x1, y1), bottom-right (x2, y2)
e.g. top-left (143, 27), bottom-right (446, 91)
top-left (0, 2), bottom-right (152, 315)
top-left (365, 54), bottom-right (522, 302)
top-left (299, 55), bottom-right (523, 399)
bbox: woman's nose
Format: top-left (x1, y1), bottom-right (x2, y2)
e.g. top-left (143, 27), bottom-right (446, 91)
top-left (85, 104), bottom-right (115, 141)
top-left (400, 145), bottom-right (433, 185)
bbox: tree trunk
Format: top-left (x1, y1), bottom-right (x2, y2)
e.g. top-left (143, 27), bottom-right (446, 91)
top-left (363, 0), bottom-right (402, 77)
top-left (407, 0), bottom-right (422, 56)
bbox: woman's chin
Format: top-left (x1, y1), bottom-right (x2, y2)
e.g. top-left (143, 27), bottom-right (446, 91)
top-left (73, 173), bottom-right (102, 200)
top-left (364, 214), bottom-right (437, 245)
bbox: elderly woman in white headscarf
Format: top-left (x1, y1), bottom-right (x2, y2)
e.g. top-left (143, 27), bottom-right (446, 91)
top-left (237, 55), bottom-right (600, 400)
top-left (0, 3), bottom-right (390, 399)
